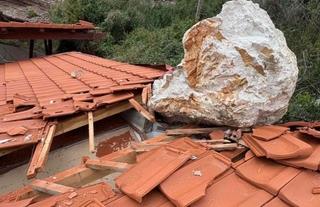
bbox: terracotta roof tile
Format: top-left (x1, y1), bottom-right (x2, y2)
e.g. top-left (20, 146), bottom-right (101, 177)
top-left (235, 153), bottom-right (300, 195)
top-left (299, 127), bottom-right (320, 139)
top-left (28, 182), bottom-right (115, 207)
top-left (105, 191), bottom-right (174, 207)
top-left (264, 197), bottom-right (291, 207)
top-left (160, 151), bottom-right (231, 206)
top-left (252, 125), bottom-right (288, 141)
top-left (209, 130), bottom-right (225, 140)
top-left (167, 137), bottom-right (208, 157)
top-left (243, 133), bottom-right (313, 160)
top-left (0, 197), bottom-right (34, 207)
top-left (116, 146), bottom-right (191, 203)
top-left (191, 172), bottom-right (273, 207)
top-left (279, 135), bottom-right (320, 171)
top-left (279, 170), bottom-right (320, 207)
top-left (0, 21), bottom-right (95, 30)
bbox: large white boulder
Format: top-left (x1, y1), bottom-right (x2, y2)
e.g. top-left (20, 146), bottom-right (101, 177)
top-left (149, 0), bottom-right (298, 127)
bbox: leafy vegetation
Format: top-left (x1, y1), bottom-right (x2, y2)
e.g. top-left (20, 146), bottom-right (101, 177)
top-left (50, 0), bottom-right (320, 121)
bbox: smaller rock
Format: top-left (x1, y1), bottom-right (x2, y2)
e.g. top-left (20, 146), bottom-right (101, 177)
top-left (193, 170), bottom-right (202, 177)
top-left (68, 192), bottom-right (78, 199)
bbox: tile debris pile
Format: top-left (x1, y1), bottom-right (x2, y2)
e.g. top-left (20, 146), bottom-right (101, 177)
top-left (1, 123), bottom-right (320, 206)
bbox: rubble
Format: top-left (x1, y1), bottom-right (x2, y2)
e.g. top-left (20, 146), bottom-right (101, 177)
top-left (1, 122), bottom-right (320, 206)
top-left (149, 0), bottom-right (298, 127)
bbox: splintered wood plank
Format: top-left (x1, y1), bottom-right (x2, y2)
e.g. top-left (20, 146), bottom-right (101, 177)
top-left (128, 98), bottom-right (155, 122)
top-left (88, 111), bottom-right (95, 153)
top-left (85, 159), bottom-right (132, 172)
top-left (36, 124), bottom-right (56, 171)
top-left (141, 84), bottom-right (151, 105)
top-left (27, 141), bottom-right (44, 179)
top-left (31, 179), bottom-right (75, 195)
top-left (166, 127), bottom-right (227, 135)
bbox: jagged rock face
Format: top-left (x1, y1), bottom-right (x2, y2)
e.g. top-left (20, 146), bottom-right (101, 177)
top-left (149, 0), bottom-right (299, 127)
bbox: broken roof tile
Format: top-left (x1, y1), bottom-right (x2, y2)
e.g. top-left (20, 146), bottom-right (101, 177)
top-left (191, 172), bottom-right (273, 207)
top-left (299, 127), bottom-right (320, 139)
top-left (28, 182), bottom-right (115, 207)
top-left (0, 197), bottom-right (34, 207)
top-left (105, 190), bottom-right (174, 207)
top-left (278, 135), bottom-right (320, 171)
top-left (160, 151), bottom-right (231, 206)
top-left (252, 125), bottom-right (288, 141)
top-left (167, 137), bottom-right (207, 157)
top-left (279, 170), bottom-right (320, 207)
top-left (209, 130), bottom-right (225, 140)
top-left (243, 133), bottom-right (313, 160)
top-left (115, 146), bottom-right (191, 203)
top-left (235, 153), bottom-right (300, 195)
top-left (281, 121), bottom-right (320, 128)
top-left (94, 92), bottom-right (134, 106)
top-left (3, 106), bottom-right (42, 122)
top-left (0, 130), bottom-right (40, 149)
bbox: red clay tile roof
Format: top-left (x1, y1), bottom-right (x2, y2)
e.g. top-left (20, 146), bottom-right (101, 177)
top-left (0, 21), bottom-right (94, 30)
top-left (0, 52), bottom-right (166, 120)
top-left (0, 21), bottom-right (103, 40)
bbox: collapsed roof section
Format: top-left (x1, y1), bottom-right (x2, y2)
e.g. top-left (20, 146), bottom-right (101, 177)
top-left (1, 124), bottom-right (320, 207)
top-left (0, 52), bottom-right (168, 177)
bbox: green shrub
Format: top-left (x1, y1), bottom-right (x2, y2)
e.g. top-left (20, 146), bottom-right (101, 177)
top-left (284, 92), bottom-right (320, 122)
top-left (109, 19), bottom-right (193, 65)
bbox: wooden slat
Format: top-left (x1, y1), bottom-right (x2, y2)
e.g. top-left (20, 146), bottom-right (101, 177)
top-left (166, 127), bottom-right (227, 135)
top-left (128, 98), bottom-right (155, 122)
top-left (31, 179), bottom-right (75, 195)
top-left (85, 160), bottom-right (132, 172)
top-left (36, 124), bottom-right (56, 171)
top-left (205, 143), bottom-right (238, 151)
top-left (88, 112), bottom-right (95, 153)
top-left (130, 142), bottom-right (169, 152)
top-left (55, 98), bottom-right (137, 136)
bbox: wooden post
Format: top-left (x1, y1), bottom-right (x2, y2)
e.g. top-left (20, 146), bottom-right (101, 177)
top-left (48, 40), bottom-right (53, 55)
top-left (29, 39), bottom-right (34, 58)
top-left (88, 112), bottom-right (95, 153)
top-left (44, 40), bottom-right (48, 55)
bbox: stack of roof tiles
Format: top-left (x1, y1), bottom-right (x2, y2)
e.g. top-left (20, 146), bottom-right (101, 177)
top-left (0, 52), bottom-right (166, 151)
top-left (2, 123), bottom-right (320, 207)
